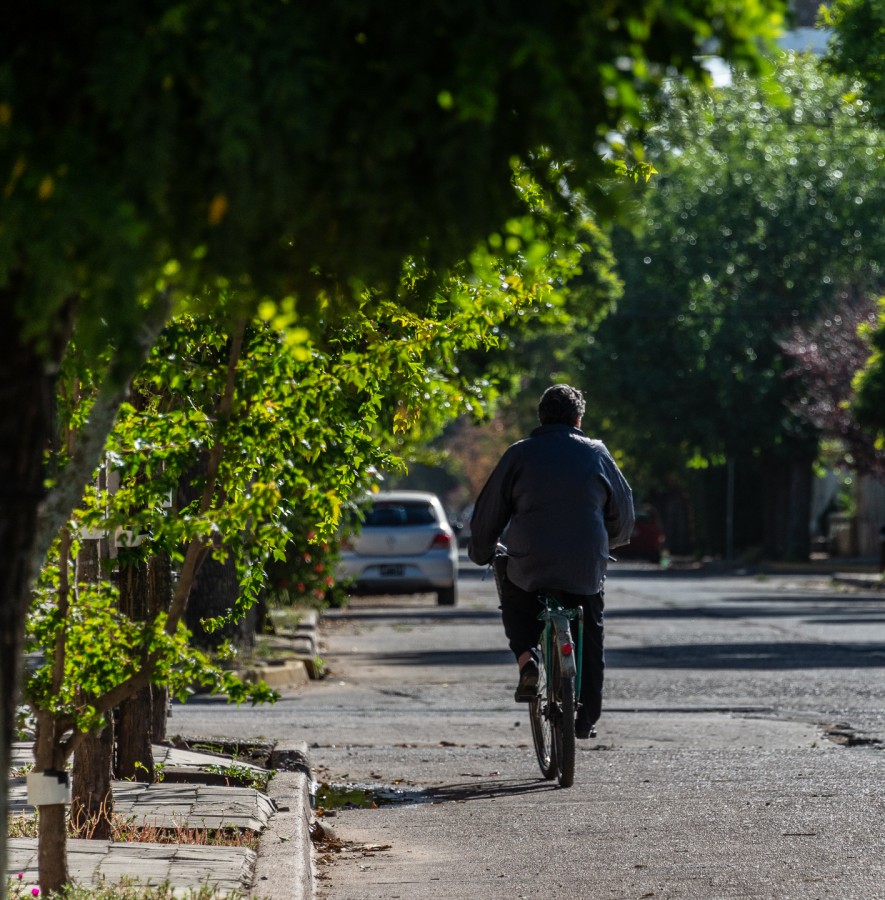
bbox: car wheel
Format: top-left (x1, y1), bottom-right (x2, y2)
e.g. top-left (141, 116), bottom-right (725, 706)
top-left (436, 585), bottom-right (457, 606)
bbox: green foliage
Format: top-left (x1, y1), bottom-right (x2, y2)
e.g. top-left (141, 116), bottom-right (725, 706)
top-left (28, 203), bottom-right (596, 739)
top-left (1, 0), bottom-right (785, 367)
top-left (202, 763), bottom-right (271, 792)
top-left (6, 876), bottom-right (248, 899)
top-left (853, 296), bottom-right (885, 445)
top-left (824, 0), bottom-right (885, 439)
top-left (824, 0), bottom-right (885, 121)
top-left (265, 532), bottom-right (343, 610)
top-left (26, 552), bottom-right (277, 737)
top-left (577, 51), bottom-right (885, 493)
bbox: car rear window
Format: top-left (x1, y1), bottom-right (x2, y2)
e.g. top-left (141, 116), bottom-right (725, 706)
top-left (363, 501), bottom-right (438, 527)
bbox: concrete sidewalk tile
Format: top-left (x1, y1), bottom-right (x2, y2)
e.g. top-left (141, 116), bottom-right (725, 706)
top-left (8, 740), bottom-right (317, 899)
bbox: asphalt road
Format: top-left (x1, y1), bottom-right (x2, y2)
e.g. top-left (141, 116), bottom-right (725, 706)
top-left (172, 558), bottom-right (885, 900)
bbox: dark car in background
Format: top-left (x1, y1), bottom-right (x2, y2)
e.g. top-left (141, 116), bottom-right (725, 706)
top-left (616, 503), bottom-right (667, 564)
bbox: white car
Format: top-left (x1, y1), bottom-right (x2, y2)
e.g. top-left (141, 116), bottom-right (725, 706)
top-left (336, 491), bottom-right (459, 605)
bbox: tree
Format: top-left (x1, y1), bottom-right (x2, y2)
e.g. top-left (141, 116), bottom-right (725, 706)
top-left (576, 52), bottom-right (885, 557)
top-left (824, 0), bottom-right (885, 443)
top-left (824, 0), bottom-right (885, 121)
top-left (1, 2), bottom-right (787, 892)
top-left (781, 292), bottom-right (885, 475)
top-left (853, 298), bottom-right (885, 446)
top-left (27, 212), bottom-right (593, 891)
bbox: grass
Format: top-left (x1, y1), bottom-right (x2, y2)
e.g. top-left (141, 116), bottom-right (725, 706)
top-left (7, 811), bottom-right (261, 900)
top-left (10, 733), bottom-right (277, 900)
top-left (8, 809), bottom-right (259, 849)
top-left (6, 875), bottom-right (257, 899)
top-left (203, 762), bottom-right (273, 792)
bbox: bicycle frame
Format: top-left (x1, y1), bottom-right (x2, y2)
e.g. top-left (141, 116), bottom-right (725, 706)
top-left (537, 594), bottom-right (583, 707)
top-left (532, 593), bottom-right (583, 787)
top-left (489, 544), bottom-right (583, 787)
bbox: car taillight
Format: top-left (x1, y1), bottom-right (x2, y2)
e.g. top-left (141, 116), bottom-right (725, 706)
top-left (430, 531), bottom-right (452, 549)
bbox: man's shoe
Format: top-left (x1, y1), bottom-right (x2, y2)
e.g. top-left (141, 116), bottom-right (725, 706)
top-left (576, 719), bottom-right (597, 740)
top-left (514, 660), bottom-right (539, 702)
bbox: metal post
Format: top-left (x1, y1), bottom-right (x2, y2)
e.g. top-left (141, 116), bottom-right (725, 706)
top-left (726, 458), bottom-right (735, 561)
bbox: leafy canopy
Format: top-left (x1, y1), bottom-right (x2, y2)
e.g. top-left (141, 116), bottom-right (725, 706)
top-left (1, 0), bottom-right (785, 363)
top-left (824, 0), bottom-right (885, 439)
top-left (578, 52), bottom-right (885, 488)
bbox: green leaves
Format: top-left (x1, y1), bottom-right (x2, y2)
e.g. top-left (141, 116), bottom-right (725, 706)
top-left (853, 296), bottom-right (885, 445)
top-left (2, 0), bottom-right (786, 365)
top-left (824, 0), bottom-right (885, 122)
top-left (580, 51), bottom-right (885, 490)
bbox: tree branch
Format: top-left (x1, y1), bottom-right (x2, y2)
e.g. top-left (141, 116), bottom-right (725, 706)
top-left (32, 294), bottom-right (171, 574)
top-left (82, 317), bottom-right (248, 715)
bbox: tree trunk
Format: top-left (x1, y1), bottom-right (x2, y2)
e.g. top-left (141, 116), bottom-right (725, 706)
top-left (151, 682), bottom-right (169, 744)
top-left (148, 554), bottom-right (173, 744)
top-left (0, 284), bottom-right (61, 897)
top-left (33, 711), bottom-right (71, 893)
top-left (117, 686), bottom-right (154, 782)
top-left (76, 538), bottom-right (100, 583)
top-left (763, 454), bottom-right (814, 561)
top-left (70, 715), bottom-right (115, 840)
top-left (185, 553), bottom-right (256, 653)
top-left (66, 521), bottom-right (119, 837)
top-left (116, 550), bottom-right (156, 780)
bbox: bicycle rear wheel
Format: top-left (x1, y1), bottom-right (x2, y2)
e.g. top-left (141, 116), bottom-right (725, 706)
top-left (551, 655), bottom-right (576, 788)
top-left (529, 657), bottom-right (556, 780)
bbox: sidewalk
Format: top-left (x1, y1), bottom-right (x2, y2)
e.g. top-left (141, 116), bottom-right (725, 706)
top-left (6, 609), bottom-right (322, 899)
top-left (660, 554), bottom-right (885, 590)
top-left (8, 742), bottom-right (314, 898)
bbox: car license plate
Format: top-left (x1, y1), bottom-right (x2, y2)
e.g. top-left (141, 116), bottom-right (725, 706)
top-left (380, 564), bottom-right (404, 577)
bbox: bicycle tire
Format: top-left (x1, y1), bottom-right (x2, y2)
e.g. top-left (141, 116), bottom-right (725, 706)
top-left (547, 647), bottom-right (576, 789)
top-left (529, 669), bottom-right (556, 780)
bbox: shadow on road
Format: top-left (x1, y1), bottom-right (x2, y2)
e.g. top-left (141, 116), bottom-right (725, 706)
top-left (424, 776), bottom-right (558, 803)
top-left (325, 605), bottom-right (502, 624)
top-left (608, 596), bottom-right (885, 625)
top-left (609, 640), bottom-right (885, 670)
top-left (350, 648), bottom-right (513, 667)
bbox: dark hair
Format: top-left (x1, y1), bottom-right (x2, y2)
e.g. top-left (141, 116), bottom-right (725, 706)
top-left (538, 384), bottom-right (585, 426)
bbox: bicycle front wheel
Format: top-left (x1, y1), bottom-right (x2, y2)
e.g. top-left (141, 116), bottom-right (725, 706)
top-left (529, 658), bottom-right (556, 780)
top-left (551, 656), bottom-right (576, 788)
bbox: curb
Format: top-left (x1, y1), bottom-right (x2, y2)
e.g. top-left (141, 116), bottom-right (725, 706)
top-left (237, 608), bottom-right (324, 688)
top-left (832, 571), bottom-right (884, 591)
top-left (253, 742), bottom-right (315, 900)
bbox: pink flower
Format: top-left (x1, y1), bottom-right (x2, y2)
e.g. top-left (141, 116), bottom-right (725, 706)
top-left (17, 874), bottom-right (23, 880)
top-left (32, 890), bottom-right (40, 897)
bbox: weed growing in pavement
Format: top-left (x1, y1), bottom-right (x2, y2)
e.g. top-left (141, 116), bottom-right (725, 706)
top-left (6, 874), bottom-right (262, 899)
top-left (7, 813), bottom-right (36, 838)
top-left (129, 760), bottom-right (166, 782)
top-left (8, 808), bottom-right (258, 849)
top-left (203, 762), bottom-right (272, 792)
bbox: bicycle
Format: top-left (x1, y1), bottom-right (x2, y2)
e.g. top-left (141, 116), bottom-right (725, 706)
top-left (493, 545), bottom-right (583, 789)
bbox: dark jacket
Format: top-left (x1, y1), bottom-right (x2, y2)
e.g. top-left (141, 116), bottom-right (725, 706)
top-left (467, 424), bottom-right (634, 595)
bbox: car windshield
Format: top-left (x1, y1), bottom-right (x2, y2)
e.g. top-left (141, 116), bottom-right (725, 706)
top-left (363, 501), bottom-right (437, 527)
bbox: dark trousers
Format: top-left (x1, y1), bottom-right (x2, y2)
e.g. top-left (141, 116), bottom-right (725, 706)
top-left (495, 560), bottom-right (605, 726)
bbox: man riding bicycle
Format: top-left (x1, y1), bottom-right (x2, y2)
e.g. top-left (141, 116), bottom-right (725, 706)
top-left (468, 384), bottom-right (634, 739)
